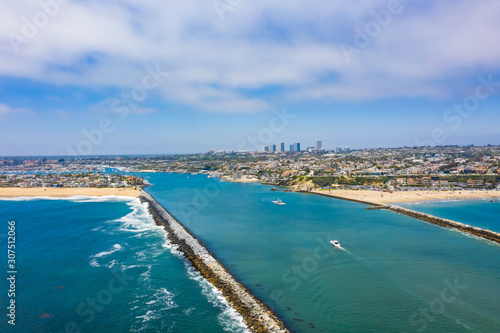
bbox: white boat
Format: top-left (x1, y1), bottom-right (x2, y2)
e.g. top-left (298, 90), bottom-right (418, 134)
top-left (272, 199), bottom-right (286, 205)
top-left (330, 240), bottom-right (341, 248)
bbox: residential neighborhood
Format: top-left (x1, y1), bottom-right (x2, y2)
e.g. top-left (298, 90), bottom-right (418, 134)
top-left (1, 145), bottom-right (499, 190)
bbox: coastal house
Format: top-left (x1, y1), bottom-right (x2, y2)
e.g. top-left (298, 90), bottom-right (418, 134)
top-left (467, 179), bottom-right (484, 187)
top-left (475, 165), bottom-right (488, 174)
top-left (397, 178), bottom-right (407, 185)
top-left (422, 177), bottom-right (432, 186)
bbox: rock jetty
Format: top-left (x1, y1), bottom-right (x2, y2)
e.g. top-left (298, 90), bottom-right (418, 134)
top-left (139, 191), bottom-right (289, 333)
top-left (387, 204), bottom-right (500, 244)
top-left (312, 190), bottom-right (500, 244)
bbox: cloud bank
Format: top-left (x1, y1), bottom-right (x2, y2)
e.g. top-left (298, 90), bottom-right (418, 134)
top-left (1, 0), bottom-right (500, 112)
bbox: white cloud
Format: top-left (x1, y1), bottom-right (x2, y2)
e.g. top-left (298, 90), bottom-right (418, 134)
top-left (0, 103), bottom-right (34, 120)
top-left (1, 0), bottom-right (500, 112)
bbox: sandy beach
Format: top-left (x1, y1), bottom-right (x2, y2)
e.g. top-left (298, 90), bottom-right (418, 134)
top-left (312, 189), bottom-right (500, 204)
top-left (0, 187), bottom-right (142, 198)
top-left (222, 177), bottom-right (261, 183)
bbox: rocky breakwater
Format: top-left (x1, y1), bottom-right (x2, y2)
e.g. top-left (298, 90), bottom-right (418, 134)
top-left (387, 204), bottom-right (500, 244)
top-left (139, 191), bottom-right (289, 333)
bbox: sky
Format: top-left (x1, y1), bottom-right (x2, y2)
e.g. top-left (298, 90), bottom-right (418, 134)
top-left (1, 0), bottom-right (500, 156)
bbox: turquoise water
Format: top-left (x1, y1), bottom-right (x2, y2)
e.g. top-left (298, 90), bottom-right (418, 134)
top-left (398, 199), bottom-right (500, 233)
top-left (1, 174), bottom-right (500, 332)
top-left (143, 173), bottom-right (500, 333)
top-left (0, 196), bottom-right (248, 333)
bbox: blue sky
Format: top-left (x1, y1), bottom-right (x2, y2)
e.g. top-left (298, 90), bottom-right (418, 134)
top-left (1, 0), bottom-right (500, 155)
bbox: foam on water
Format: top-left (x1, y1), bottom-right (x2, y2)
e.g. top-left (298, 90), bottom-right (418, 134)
top-left (104, 197), bottom-right (250, 332)
top-left (91, 243), bottom-right (123, 258)
top-left (113, 199), bottom-right (166, 234)
top-left (0, 195), bottom-right (137, 202)
top-left (185, 263), bottom-right (250, 333)
top-left (89, 259), bottom-right (100, 267)
top-left (4, 194), bottom-right (250, 332)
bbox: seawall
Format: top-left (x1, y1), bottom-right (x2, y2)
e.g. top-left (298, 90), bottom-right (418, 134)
top-left (139, 191), bottom-right (289, 333)
top-left (309, 191), bottom-right (500, 245)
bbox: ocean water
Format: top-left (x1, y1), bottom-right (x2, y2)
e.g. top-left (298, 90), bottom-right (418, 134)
top-left (0, 196), bottom-right (248, 333)
top-left (398, 199), bottom-right (500, 233)
top-left (2, 174), bottom-right (500, 333)
top-left (142, 173), bottom-right (500, 333)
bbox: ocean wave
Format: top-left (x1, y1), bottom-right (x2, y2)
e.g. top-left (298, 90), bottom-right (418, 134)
top-left (114, 199), bottom-right (165, 234)
top-left (139, 265), bottom-right (153, 283)
top-left (106, 260), bottom-right (118, 269)
top-left (0, 196), bottom-right (64, 201)
top-left (130, 287), bottom-right (178, 332)
top-left (161, 238), bottom-right (183, 257)
top-left (0, 195), bottom-right (136, 202)
top-left (185, 264), bottom-right (250, 333)
top-left (68, 195), bottom-right (138, 203)
top-left (89, 259), bottom-right (100, 267)
top-left (119, 197), bottom-right (248, 332)
top-left (91, 244), bottom-right (123, 258)
top-left (135, 310), bottom-right (157, 322)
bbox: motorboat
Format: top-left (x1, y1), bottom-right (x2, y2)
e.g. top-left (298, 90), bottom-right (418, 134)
top-left (272, 198), bottom-right (286, 205)
top-left (330, 240), bottom-right (341, 248)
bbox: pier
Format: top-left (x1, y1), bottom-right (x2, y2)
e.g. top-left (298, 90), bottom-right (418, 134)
top-left (140, 191), bottom-right (289, 333)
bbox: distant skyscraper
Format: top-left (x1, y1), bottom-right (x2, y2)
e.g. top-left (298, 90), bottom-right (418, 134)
top-left (272, 144), bottom-right (277, 152)
top-left (315, 140), bottom-right (322, 151)
top-left (289, 144), bottom-right (294, 152)
top-left (263, 146), bottom-right (270, 152)
top-left (279, 142), bottom-right (285, 152)
top-left (292, 143), bottom-right (300, 152)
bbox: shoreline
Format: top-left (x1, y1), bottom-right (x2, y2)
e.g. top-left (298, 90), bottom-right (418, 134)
top-left (0, 187), bottom-right (141, 198)
top-left (311, 189), bottom-right (500, 204)
top-left (140, 191), bottom-right (289, 333)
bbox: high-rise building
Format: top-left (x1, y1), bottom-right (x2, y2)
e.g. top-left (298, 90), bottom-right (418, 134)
top-left (272, 144), bottom-right (277, 152)
top-left (263, 146), bottom-right (270, 152)
top-left (279, 142), bottom-right (285, 152)
top-left (292, 142), bottom-right (300, 152)
top-left (315, 140), bottom-right (322, 151)
top-left (289, 144), bottom-right (294, 152)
